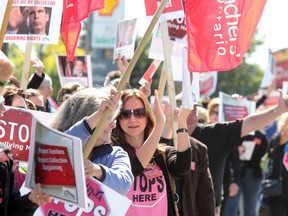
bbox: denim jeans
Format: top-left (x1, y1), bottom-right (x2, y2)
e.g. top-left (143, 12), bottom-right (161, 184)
top-left (241, 169), bottom-right (262, 216)
top-left (225, 169), bottom-right (262, 216)
top-left (224, 188), bottom-right (241, 216)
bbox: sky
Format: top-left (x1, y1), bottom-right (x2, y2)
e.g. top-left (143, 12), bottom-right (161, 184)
top-left (125, 0), bottom-right (288, 70)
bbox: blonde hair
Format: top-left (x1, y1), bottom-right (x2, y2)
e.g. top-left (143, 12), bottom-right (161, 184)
top-left (277, 112), bottom-right (288, 132)
top-left (207, 97), bottom-right (220, 115)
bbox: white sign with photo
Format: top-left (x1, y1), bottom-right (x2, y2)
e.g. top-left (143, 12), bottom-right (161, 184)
top-left (4, 0), bottom-right (62, 44)
top-left (113, 18), bottom-right (138, 63)
top-left (55, 55), bottom-right (93, 88)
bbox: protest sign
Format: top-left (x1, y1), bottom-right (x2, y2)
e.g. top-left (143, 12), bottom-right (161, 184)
top-left (199, 72), bottom-right (218, 98)
top-left (139, 59), bottom-right (162, 86)
top-left (0, 107), bottom-right (53, 163)
top-left (113, 18), bottom-right (137, 63)
top-left (55, 55), bottom-right (93, 88)
top-left (219, 92), bottom-right (256, 122)
top-left (26, 118), bottom-right (87, 208)
top-left (239, 141), bottom-right (256, 161)
top-left (181, 46), bottom-right (200, 109)
top-left (149, 24), bottom-right (185, 81)
top-left (40, 178), bottom-right (131, 216)
top-left (144, 0), bottom-right (184, 22)
top-left (4, 0), bottom-right (62, 44)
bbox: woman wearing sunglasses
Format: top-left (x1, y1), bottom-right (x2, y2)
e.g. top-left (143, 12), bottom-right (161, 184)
top-left (112, 89), bottom-right (192, 216)
top-left (50, 87), bottom-right (134, 195)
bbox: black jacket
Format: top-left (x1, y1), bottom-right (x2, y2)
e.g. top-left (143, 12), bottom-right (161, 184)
top-left (0, 144), bottom-right (38, 216)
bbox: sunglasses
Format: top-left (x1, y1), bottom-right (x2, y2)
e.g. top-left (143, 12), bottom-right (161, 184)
top-left (120, 108), bottom-right (146, 119)
top-left (36, 105), bottom-right (45, 111)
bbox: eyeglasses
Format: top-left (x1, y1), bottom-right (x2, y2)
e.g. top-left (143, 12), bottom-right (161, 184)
top-left (36, 105), bottom-right (45, 111)
top-left (120, 108), bottom-right (146, 119)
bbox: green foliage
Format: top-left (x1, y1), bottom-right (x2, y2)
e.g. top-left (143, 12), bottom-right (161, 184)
top-left (215, 62), bottom-right (263, 97)
top-left (7, 27), bottom-right (265, 101)
top-left (213, 29), bottom-right (265, 97)
top-left (8, 38), bottom-right (85, 100)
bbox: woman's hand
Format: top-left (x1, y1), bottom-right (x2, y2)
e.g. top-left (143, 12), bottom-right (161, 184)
top-left (86, 87), bottom-right (119, 130)
top-left (84, 159), bottom-right (103, 179)
top-left (178, 107), bottom-right (192, 128)
top-left (28, 183), bottom-right (52, 205)
top-left (153, 90), bottom-right (165, 130)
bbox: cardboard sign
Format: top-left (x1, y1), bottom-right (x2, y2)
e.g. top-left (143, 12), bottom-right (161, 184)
top-left (26, 121), bottom-right (87, 208)
top-left (4, 1), bottom-right (63, 44)
top-left (55, 55), bottom-right (93, 88)
top-left (40, 178), bottom-right (131, 216)
top-left (35, 143), bottom-right (76, 186)
top-left (0, 108), bottom-right (33, 162)
top-left (144, 0), bottom-right (184, 21)
top-left (219, 92), bottom-right (256, 123)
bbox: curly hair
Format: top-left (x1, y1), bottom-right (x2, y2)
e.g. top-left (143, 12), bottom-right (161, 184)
top-left (50, 87), bottom-right (120, 132)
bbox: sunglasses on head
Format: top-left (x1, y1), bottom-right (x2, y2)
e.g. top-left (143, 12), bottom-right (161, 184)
top-left (120, 108), bottom-right (146, 119)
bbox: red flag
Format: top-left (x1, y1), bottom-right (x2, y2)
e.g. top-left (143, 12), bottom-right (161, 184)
top-left (61, 0), bottom-right (104, 61)
top-left (186, 0), bottom-right (266, 72)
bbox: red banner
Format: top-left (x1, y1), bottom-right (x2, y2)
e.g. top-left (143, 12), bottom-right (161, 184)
top-left (186, 0), bottom-right (266, 72)
top-left (61, 0), bottom-right (104, 61)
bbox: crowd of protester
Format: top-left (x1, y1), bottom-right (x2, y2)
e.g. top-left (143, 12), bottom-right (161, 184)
top-left (0, 50), bottom-right (288, 216)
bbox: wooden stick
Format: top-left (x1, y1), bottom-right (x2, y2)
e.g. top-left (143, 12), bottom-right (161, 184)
top-left (20, 43), bottom-right (32, 90)
top-left (160, 20), bottom-right (178, 148)
top-left (158, 62), bottom-right (167, 102)
top-left (83, 0), bottom-right (169, 159)
top-left (0, 0), bottom-right (13, 49)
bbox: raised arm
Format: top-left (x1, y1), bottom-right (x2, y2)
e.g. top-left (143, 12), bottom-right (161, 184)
top-left (0, 51), bottom-right (14, 94)
top-left (136, 90), bottom-right (165, 168)
top-left (241, 89), bottom-right (288, 137)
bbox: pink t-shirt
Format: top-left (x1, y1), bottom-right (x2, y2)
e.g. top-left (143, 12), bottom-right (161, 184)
top-left (125, 164), bottom-right (167, 216)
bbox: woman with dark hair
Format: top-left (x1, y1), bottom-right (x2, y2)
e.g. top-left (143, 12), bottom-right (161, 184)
top-left (50, 87), bottom-right (133, 195)
top-left (112, 89), bottom-right (192, 215)
top-left (3, 86), bottom-right (26, 109)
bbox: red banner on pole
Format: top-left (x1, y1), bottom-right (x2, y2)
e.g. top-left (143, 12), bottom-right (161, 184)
top-left (61, 0), bottom-right (104, 61)
top-left (186, 0), bottom-right (266, 72)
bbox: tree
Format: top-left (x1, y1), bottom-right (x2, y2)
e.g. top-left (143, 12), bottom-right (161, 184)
top-left (8, 38), bottom-right (85, 100)
top-left (212, 29), bottom-right (266, 97)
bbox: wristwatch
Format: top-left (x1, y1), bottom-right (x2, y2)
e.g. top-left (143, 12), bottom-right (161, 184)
top-left (176, 128), bottom-right (189, 134)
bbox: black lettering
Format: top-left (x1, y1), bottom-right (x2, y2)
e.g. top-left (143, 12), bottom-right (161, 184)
top-left (156, 176), bottom-right (164, 192)
top-left (139, 175), bottom-right (148, 192)
top-left (148, 178), bottom-right (156, 192)
top-left (132, 194), bottom-right (157, 202)
top-left (47, 210), bottom-right (67, 216)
